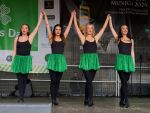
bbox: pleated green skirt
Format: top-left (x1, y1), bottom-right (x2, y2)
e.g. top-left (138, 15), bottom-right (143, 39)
top-left (115, 54), bottom-right (135, 72)
top-left (79, 53), bottom-right (100, 70)
top-left (47, 54), bottom-right (67, 72)
top-left (11, 55), bottom-right (32, 74)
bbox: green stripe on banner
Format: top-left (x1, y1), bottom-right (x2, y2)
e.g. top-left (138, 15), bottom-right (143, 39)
top-left (0, 64), bottom-right (48, 73)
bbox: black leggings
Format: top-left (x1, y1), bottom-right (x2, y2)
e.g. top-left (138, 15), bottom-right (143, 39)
top-left (118, 71), bottom-right (130, 103)
top-left (16, 73), bottom-right (28, 99)
top-left (49, 70), bottom-right (63, 101)
top-left (83, 70), bottom-right (97, 102)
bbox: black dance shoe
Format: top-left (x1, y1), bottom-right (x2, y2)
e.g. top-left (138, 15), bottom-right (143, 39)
top-left (52, 99), bottom-right (59, 105)
top-left (84, 100), bottom-right (89, 105)
top-left (124, 102), bottom-right (129, 108)
top-left (88, 100), bottom-right (94, 107)
top-left (119, 101), bottom-right (125, 107)
top-left (17, 98), bottom-right (24, 103)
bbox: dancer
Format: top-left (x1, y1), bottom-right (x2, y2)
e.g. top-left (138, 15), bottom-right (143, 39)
top-left (109, 15), bottom-right (135, 108)
top-left (73, 11), bottom-right (109, 107)
top-left (43, 10), bottom-right (74, 105)
top-left (12, 12), bottom-right (43, 102)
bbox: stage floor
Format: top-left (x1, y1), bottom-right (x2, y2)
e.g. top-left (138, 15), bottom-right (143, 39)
top-left (0, 97), bottom-right (150, 113)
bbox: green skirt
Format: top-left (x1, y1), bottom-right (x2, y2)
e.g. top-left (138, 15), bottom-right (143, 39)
top-left (115, 54), bottom-right (135, 72)
top-left (47, 54), bottom-right (67, 72)
top-left (79, 53), bottom-right (100, 70)
top-left (12, 55), bottom-right (32, 74)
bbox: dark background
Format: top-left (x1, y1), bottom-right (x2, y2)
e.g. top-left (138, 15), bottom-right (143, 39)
top-left (61, 0), bottom-right (150, 66)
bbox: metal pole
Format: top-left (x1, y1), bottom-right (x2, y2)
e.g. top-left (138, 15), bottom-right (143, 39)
top-left (139, 55), bottom-right (142, 96)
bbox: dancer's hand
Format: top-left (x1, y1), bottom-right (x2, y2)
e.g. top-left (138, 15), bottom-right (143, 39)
top-left (39, 11), bottom-right (43, 19)
top-left (73, 10), bottom-right (76, 16)
top-left (41, 10), bottom-right (46, 16)
top-left (71, 10), bottom-right (74, 16)
top-left (107, 14), bottom-right (111, 20)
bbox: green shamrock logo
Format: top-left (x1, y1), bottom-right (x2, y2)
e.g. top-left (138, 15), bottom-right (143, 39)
top-left (0, 4), bottom-right (11, 25)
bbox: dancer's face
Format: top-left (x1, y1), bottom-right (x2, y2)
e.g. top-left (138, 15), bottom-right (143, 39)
top-left (55, 26), bottom-right (61, 36)
top-left (21, 25), bottom-right (29, 35)
top-left (86, 24), bottom-right (94, 36)
top-left (121, 25), bottom-right (128, 36)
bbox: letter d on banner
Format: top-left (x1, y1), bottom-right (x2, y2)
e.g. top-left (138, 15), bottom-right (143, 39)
top-left (8, 29), bottom-right (16, 37)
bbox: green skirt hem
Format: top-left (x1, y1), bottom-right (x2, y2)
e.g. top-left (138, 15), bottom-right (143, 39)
top-left (79, 53), bottom-right (100, 70)
top-left (47, 54), bottom-right (67, 72)
top-left (11, 55), bottom-right (32, 74)
top-left (115, 54), bottom-right (135, 72)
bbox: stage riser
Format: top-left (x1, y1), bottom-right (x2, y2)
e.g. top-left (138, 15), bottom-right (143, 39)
top-left (0, 104), bottom-right (52, 113)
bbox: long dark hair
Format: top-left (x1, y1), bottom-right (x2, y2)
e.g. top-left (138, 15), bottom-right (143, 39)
top-left (118, 24), bottom-right (132, 41)
top-left (18, 24), bottom-right (30, 37)
top-left (52, 24), bottom-right (65, 43)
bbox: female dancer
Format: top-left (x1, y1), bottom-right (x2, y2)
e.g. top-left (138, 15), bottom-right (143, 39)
top-left (12, 12), bottom-right (43, 102)
top-left (73, 11), bottom-right (109, 107)
top-left (109, 15), bottom-right (135, 108)
top-left (43, 11), bottom-right (74, 105)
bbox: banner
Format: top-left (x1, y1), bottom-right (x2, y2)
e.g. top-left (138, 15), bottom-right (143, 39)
top-left (0, 0), bottom-right (60, 73)
top-left (0, 0), bottom-right (38, 50)
top-left (106, 0), bottom-right (148, 15)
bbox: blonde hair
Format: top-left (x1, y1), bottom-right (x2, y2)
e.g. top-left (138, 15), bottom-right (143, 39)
top-left (84, 23), bottom-right (95, 37)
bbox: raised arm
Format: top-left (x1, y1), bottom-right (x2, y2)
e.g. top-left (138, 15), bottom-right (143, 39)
top-left (131, 39), bottom-right (135, 65)
top-left (95, 14), bottom-right (110, 43)
top-left (12, 37), bottom-right (18, 60)
top-left (109, 15), bottom-right (118, 41)
top-left (43, 11), bottom-right (52, 43)
top-left (29, 12), bottom-right (43, 44)
top-left (63, 11), bottom-right (74, 39)
top-left (73, 11), bottom-right (85, 44)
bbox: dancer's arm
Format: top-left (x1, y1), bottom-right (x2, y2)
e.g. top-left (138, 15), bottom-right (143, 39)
top-left (131, 39), bottom-right (135, 65)
top-left (109, 15), bottom-right (118, 41)
top-left (95, 14), bottom-right (109, 43)
top-left (29, 12), bottom-right (43, 44)
top-left (12, 37), bottom-right (18, 59)
top-left (43, 11), bottom-right (53, 43)
top-left (64, 11), bottom-right (74, 39)
top-left (73, 11), bottom-right (85, 44)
